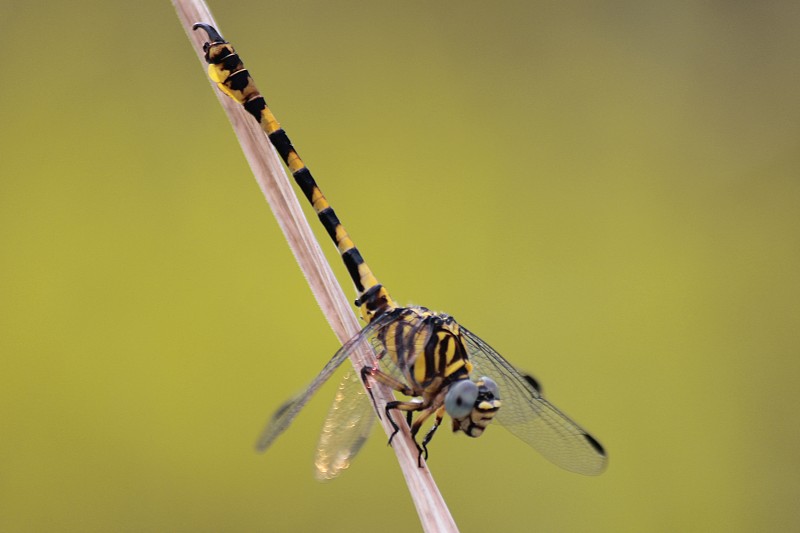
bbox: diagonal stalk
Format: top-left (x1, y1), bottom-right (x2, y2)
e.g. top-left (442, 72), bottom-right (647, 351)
top-left (172, 1), bottom-right (458, 531)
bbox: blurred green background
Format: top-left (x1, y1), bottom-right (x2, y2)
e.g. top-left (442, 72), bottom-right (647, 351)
top-left (2, 1), bottom-right (799, 531)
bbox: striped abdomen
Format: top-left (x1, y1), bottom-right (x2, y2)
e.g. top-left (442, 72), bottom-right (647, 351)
top-left (193, 23), bottom-right (394, 322)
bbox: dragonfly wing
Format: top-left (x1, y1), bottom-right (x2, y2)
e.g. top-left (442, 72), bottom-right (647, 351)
top-left (460, 326), bottom-right (608, 475)
top-left (314, 308), bottom-right (439, 479)
top-left (255, 312), bottom-right (395, 453)
top-left (314, 309), bottom-right (432, 479)
top-left (314, 370), bottom-right (375, 480)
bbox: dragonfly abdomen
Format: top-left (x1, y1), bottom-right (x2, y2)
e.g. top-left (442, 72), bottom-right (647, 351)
top-left (194, 23), bottom-right (394, 321)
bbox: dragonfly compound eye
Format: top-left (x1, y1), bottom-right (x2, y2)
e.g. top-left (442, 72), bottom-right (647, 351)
top-left (444, 379), bottom-right (479, 419)
top-left (479, 376), bottom-right (500, 400)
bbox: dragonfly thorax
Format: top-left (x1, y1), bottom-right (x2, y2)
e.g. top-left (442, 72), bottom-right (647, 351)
top-left (376, 306), bottom-right (472, 389)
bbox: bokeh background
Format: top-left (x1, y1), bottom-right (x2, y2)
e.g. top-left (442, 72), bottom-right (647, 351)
top-left (2, 1), bottom-right (799, 531)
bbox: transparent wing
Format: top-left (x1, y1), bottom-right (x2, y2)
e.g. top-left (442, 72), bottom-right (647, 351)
top-left (314, 370), bottom-right (375, 481)
top-left (314, 309), bottom-right (436, 479)
top-left (460, 325), bottom-right (608, 475)
top-left (255, 311), bottom-right (396, 453)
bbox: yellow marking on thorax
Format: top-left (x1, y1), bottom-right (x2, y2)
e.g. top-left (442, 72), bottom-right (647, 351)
top-left (464, 359), bottom-right (474, 374)
top-left (413, 353), bottom-right (428, 385)
top-left (445, 358), bottom-right (468, 378)
top-left (440, 333), bottom-right (456, 364)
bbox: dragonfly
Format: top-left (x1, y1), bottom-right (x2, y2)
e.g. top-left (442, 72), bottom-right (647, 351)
top-left (193, 23), bottom-right (608, 478)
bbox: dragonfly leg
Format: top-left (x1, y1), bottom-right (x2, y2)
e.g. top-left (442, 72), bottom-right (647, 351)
top-left (420, 406), bottom-right (446, 462)
top-left (360, 365), bottom-right (416, 420)
top-left (385, 400), bottom-right (426, 454)
top-left (359, 365), bottom-right (382, 419)
top-left (399, 404), bottom-right (443, 467)
top-left (361, 366), bottom-right (432, 464)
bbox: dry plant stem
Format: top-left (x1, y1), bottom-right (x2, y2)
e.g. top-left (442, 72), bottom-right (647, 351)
top-left (172, 1), bottom-right (458, 531)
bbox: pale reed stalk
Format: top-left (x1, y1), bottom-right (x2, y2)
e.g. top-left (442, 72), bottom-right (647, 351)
top-left (172, 1), bottom-right (458, 531)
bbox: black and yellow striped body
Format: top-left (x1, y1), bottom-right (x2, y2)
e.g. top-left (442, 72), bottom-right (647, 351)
top-left (194, 23), bottom-right (393, 324)
top-left (193, 23), bottom-right (484, 460)
top-left (194, 24), bottom-right (606, 476)
top-left (195, 24), bottom-right (499, 458)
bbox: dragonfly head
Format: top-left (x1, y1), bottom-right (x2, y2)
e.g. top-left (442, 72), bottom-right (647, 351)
top-left (445, 376), bottom-right (501, 438)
